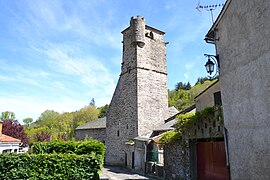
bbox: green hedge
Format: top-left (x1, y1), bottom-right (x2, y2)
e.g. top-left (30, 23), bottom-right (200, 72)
top-left (31, 139), bottom-right (105, 157)
top-left (0, 153), bottom-right (101, 179)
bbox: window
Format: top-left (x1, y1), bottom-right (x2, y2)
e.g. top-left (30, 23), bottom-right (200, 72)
top-left (127, 67), bottom-right (131, 73)
top-left (214, 91), bottom-right (222, 106)
top-left (117, 130), bottom-right (120, 136)
top-left (149, 31), bottom-right (154, 39)
top-left (145, 31), bottom-right (154, 39)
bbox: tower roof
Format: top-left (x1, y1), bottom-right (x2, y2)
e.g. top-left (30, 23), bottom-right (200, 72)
top-left (121, 16), bottom-right (165, 34)
top-left (121, 25), bottom-right (165, 35)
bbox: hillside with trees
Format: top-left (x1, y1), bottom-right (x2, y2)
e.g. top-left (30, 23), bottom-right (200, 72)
top-left (1, 103), bottom-right (109, 145)
top-left (169, 77), bottom-right (218, 111)
top-left (24, 105), bottom-right (102, 143)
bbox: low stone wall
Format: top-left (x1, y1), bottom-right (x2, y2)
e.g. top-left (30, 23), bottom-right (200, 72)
top-left (164, 139), bottom-right (190, 180)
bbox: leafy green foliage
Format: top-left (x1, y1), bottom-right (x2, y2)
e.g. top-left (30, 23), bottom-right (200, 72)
top-left (72, 106), bottom-right (99, 130)
top-left (168, 89), bottom-right (191, 110)
top-left (26, 106), bottom-right (100, 143)
top-left (2, 119), bottom-right (29, 146)
top-left (174, 107), bottom-right (216, 132)
top-left (0, 153), bottom-right (102, 180)
top-left (175, 82), bottom-right (191, 91)
top-left (31, 139), bottom-right (105, 158)
top-left (23, 117), bottom-right (33, 126)
top-left (161, 106), bottom-right (221, 144)
top-left (0, 140), bottom-right (106, 179)
top-left (169, 79), bottom-right (218, 111)
top-left (33, 131), bottom-right (52, 142)
top-left (98, 104), bottom-right (109, 118)
top-left (160, 131), bottom-right (182, 144)
top-left (174, 112), bottom-right (196, 132)
top-left (195, 77), bottom-right (210, 85)
top-left (25, 126), bottom-right (51, 143)
top-left (35, 110), bottom-right (60, 129)
top-left (1, 111), bottom-right (16, 121)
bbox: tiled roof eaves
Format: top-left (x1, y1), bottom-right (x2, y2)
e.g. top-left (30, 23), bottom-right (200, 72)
top-left (0, 134), bottom-right (21, 142)
top-left (75, 127), bottom-right (106, 130)
top-left (75, 117), bottom-right (106, 130)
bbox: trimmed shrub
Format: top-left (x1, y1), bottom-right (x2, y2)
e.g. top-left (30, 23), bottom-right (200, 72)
top-left (0, 153), bottom-right (101, 179)
top-left (31, 139), bottom-right (105, 157)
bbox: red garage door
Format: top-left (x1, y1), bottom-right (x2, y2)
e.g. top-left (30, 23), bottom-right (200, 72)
top-left (197, 141), bottom-right (229, 180)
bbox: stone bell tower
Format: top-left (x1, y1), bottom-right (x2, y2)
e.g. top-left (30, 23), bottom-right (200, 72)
top-left (106, 16), bottom-right (168, 165)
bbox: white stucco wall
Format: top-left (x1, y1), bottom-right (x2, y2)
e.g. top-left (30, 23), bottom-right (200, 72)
top-left (0, 142), bottom-right (21, 154)
top-left (213, 0), bottom-right (270, 179)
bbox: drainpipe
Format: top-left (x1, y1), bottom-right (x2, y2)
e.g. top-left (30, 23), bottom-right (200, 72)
top-left (144, 141), bottom-right (147, 173)
top-left (224, 127), bottom-right (230, 167)
top-left (221, 107), bottom-right (230, 167)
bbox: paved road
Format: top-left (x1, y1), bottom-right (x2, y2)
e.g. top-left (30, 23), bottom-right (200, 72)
top-left (100, 166), bottom-right (158, 180)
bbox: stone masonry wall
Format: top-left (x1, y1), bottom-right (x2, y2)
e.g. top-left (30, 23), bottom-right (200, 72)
top-left (164, 140), bottom-right (190, 180)
top-left (75, 128), bottom-right (106, 143)
top-left (137, 25), bottom-right (168, 136)
top-left (214, 0), bottom-right (270, 179)
top-left (106, 16), bottom-right (168, 165)
top-left (105, 70), bottom-right (137, 165)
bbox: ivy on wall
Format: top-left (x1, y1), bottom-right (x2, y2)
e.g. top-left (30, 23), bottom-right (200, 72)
top-left (160, 106), bottom-right (222, 144)
top-left (160, 131), bottom-right (182, 144)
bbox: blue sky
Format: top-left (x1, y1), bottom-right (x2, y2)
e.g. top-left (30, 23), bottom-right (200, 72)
top-left (0, 0), bottom-right (224, 123)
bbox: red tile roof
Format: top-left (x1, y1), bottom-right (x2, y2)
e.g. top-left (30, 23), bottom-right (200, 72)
top-left (0, 134), bottom-right (21, 142)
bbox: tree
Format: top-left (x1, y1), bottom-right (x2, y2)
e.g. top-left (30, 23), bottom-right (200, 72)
top-left (1, 111), bottom-right (16, 121)
top-left (175, 82), bottom-right (184, 91)
top-left (25, 126), bottom-right (50, 143)
top-left (89, 98), bottom-right (95, 106)
top-left (23, 118), bottom-right (33, 126)
top-left (33, 131), bottom-right (51, 142)
top-left (169, 89), bottom-right (191, 110)
top-left (54, 112), bottom-right (74, 140)
top-left (98, 104), bottom-right (109, 118)
top-left (175, 82), bottom-right (191, 91)
top-left (169, 79), bottom-right (218, 111)
top-left (185, 82), bottom-right (191, 90)
top-left (36, 110), bottom-right (60, 129)
top-left (2, 119), bottom-right (29, 146)
top-left (72, 105), bottom-right (99, 136)
top-left (25, 105), bottom-right (100, 141)
top-left (195, 77), bottom-right (209, 85)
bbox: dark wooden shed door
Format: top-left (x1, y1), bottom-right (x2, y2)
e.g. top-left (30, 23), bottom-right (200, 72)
top-left (197, 141), bottom-right (229, 180)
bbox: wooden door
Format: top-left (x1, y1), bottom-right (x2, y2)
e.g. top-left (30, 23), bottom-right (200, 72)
top-left (197, 141), bottom-right (229, 180)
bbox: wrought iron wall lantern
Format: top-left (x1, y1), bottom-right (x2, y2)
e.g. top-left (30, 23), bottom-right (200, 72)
top-left (204, 54), bottom-right (219, 77)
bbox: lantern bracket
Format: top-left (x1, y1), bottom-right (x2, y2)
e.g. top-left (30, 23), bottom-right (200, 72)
top-left (204, 54), bottom-right (219, 78)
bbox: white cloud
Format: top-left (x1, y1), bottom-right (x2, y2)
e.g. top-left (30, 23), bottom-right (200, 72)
top-left (184, 61), bottom-right (196, 70)
top-left (6, 0), bottom-right (122, 51)
top-left (184, 73), bottom-right (189, 80)
top-left (44, 44), bottom-right (115, 88)
top-left (0, 60), bottom-right (49, 88)
top-left (0, 94), bottom-right (87, 123)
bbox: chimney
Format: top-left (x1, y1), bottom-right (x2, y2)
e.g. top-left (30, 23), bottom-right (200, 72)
top-left (0, 121), bottom-right (2, 137)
